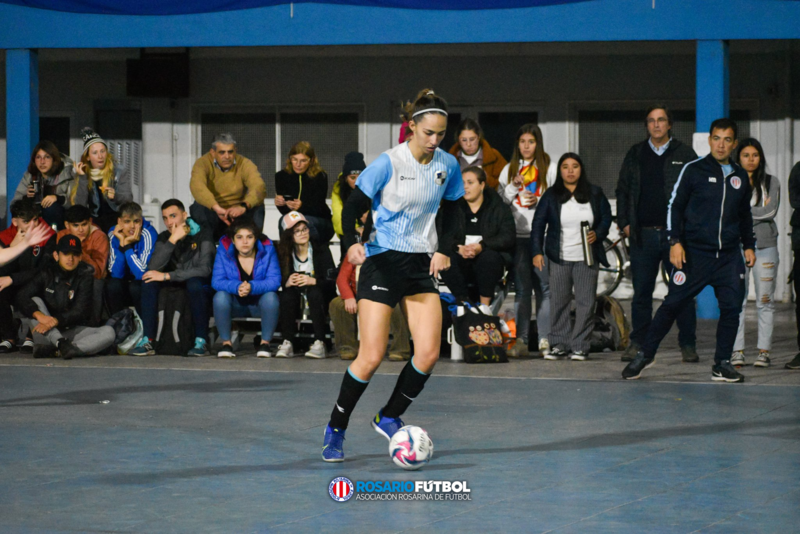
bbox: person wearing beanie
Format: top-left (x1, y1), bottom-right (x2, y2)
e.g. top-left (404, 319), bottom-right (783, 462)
top-left (15, 233), bottom-right (115, 359)
top-left (71, 127), bottom-right (133, 233)
top-left (13, 140), bottom-right (78, 230)
top-left (331, 152), bottom-right (369, 256)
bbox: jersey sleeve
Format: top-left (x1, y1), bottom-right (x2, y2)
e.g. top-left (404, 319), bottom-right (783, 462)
top-left (443, 160), bottom-right (465, 201)
top-left (355, 154), bottom-right (393, 199)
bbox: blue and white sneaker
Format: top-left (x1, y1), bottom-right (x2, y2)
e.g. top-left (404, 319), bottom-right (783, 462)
top-left (322, 425), bottom-right (345, 462)
top-left (371, 410), bottom-right (404, 441)
top-left (130, 337), bottom-right (155, 356)
top-left (186, 337), bottom-right (208, 357)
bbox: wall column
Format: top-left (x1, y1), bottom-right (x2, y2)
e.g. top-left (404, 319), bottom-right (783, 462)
top-left (5, 48), bottom-right (39, 217)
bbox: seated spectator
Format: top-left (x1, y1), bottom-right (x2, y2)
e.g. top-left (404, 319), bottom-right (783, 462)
top-left (16, 234), bottom-right (115, 359)
top-left (441, 166), bottom-right (515, 310)
top-left (448, 118), bottom-right (508, 190)
top-left (190, 132), bottom-right (267, 240)
top-left (331, 152), bottom-right (367, 256)
top-left (0, 199), bottom-right (57, 354)
top-left (105, 202), bottom-right (159, 321)
top-left (329, 249), bottom-right (411, 361)
top-left (57, 205), bottom-right (109, 325)
top-left (531, 153), bottom-right (611, 361)
top-left (131, 199), bottom-right (214, 357)
top-left (72, 127), bottom-right (133, 233)
top-left (275, 212), bottom-right (336, 359)
top-left (13, 140), bottom-right (78, 229)
top-left (274, 142), bottom-right (334, 243)
top-left (212, 218), bottom-right (281, 358)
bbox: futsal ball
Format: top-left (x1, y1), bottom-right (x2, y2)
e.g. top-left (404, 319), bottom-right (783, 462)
top-left (389, 425), bottom-right (434, 470)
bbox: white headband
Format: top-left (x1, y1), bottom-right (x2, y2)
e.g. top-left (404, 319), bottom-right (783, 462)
top-left (412, 108), bottom-right (448, 119)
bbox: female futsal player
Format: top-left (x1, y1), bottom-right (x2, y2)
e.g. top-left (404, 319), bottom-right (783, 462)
top-left (322, 89), bottom-right (465, 462)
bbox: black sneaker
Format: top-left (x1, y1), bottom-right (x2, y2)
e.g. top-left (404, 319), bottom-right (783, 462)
top-left (544, 346), bottom-right (568, 360)
top-left (622, 351), bottom-right (655, 380)
top-left (33, 344), bottom-right (58, 359)
top-left (784, 353), bottom-right (800, 370)
top-left (57, 339), bottom-right (85, 360)
top-left (681, 345), bottom-right (699, 363)
top-left (20, 339), bottom-right (34, 354)
top-left (620, 343), bottom-right (640, 362)
top-left (0, 340), bottom-right (16, 354)
top-left (711, 360), bottom-right (745, 383)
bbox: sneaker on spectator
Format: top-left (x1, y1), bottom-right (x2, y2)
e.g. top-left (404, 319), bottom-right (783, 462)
top-left (753, 351), bottom-right (771, 368)
top-left (57, 339), bottom-right (85, 360)
top-left (545, 346), bottom-right (568, 360)
top-left (32, 344), bottom-right (58, 359)
top-left (785, 353), bottom-right (800, 370)
top-left (256, 343), bottom-right (273, 358)
top-left (275, 340), bottom-right (295, 358)
top-left (130, 337), bottom-right (155, 356)
top-left (186, 337), bottom-right (208, 357)
top-left (305, 340), bottom-right (327, 359)
top-left (681, 345), bottom-right (700, 363)
top-left (621, 342), bottom-right (640, 362)
top-left (388, 351), bottom-right (410, 362)
top-left (217, 344), bottom-right (235, 358)
top-left (371, 410), bottom-right (404, 441)
top-left (622, 351), bottom-right (655, 380)
top-left (339, 346), bottom-right (357, 360)
top-left (570, 351), bottom-right (588, 361)
top-left (20, 339), bottom-right (34, 354)
top-left (0, 340), bottom-right (16, 354)
top-left (538, 338), bottom-right (550, 357)
top-left (712, 360), bottom-right (745, 383)
top-left (730, 350), bottom-right (745, 367)
top-left (508, 339), bottom-right (529, 358)
top-left (322, 425), bottom-right (345, 462)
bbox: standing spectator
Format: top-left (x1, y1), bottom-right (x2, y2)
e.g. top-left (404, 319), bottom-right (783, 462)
top-left (441, 166), bottom-right (515, 310)
top-left (0, 199), bottom-right (57, 354)
top-left (616, 105), bottom-right (699, 363)
top-left (212, 218), bottom-right (281, 358)
top-left (57, 205), bottom-right (110, 325)
top-left (785, 160), bottom-right (800, 370)
top-left (130, 200), bottom-right (215, 357)
top-left (498, 124), bottom-right (556, 357)
top-left (16, 234), bottom-right (115, 359)
top-left (623, 119), bottom-right (756, 383)
top-left (13, 140), bottom-right (77, 229)
top-left (275, 212), bottom-right (336, 359)
top-left (274, 141), bottom-right (334, 243)
top-left (448, 118), bottom-right (508, 190)
top-left (332, 152), bottom-right (367, 256)
top-left (731, 139), bottom-right (780, 368)
top-left (189, 132), bottom-right (267, 240)
top-left (532, 153), bottom-right (612, 361)
top-left (105, 202), bottom-right (158, 320)
top-left (72, 127), bottom-right (133, 233)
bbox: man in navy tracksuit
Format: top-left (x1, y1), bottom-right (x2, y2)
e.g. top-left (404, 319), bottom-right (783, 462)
top-left (623, 118), bottom-right (756, 383)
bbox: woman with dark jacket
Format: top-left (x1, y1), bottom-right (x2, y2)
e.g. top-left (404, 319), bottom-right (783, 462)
top-left (212, 218), bottom-right (282, 359)
top-left (14, 140), bottom-right (78, 230)
top-left (441, 166), bottom-right (515, 309)
top-left (275, 211), bottom-right (336, 359)
top-left (274, 141), bottom-right (334, 243)
top-left (531, 153), bottom-right (611, 361)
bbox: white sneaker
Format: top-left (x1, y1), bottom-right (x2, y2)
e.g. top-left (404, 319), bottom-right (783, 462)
top-left (731, 351), bottom-right (746, 367)
top-left (275, 340), bottom-right (295, 358)
top-left (538, 338), bottom-right (550, 356)
top-left (305, 340), bottom-right (327, 359)
top-left (754, 352), bottom-right (771, 368)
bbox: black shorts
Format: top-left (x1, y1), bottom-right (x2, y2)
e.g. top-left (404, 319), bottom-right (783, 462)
top-left (357, 250), bottom-right (438, 308)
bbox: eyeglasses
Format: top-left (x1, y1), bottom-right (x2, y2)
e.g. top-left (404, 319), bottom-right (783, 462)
top-left (647, 118), bottom-right (669, 125)
top-left (293, 227), bottom-right (309, 236)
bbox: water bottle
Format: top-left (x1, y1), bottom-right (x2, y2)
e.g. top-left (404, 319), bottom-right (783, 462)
top-left (30, 175), bottom-right (41, 203)
top-left (581, 221), bottom-right (595, 267)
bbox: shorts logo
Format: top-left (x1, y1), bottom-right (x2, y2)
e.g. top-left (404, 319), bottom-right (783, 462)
top-left (329, 477), bottom-right (354, 502)
top-left (435, 170), bottom-right (447, 186)
top-left (673, 271), bottom-right (686, 286)
top-left (372, 285), bottom-right (389, 291)
top-left (730, 176), bottom-right (742, 189)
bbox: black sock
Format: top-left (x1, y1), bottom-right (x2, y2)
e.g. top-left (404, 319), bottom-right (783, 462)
top-left (382, 359), bottom-right (430, 419)
top-left (329, 368), bottom-right (370, 430)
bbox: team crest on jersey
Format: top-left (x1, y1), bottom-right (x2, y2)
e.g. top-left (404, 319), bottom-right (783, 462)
top-left (32, 245), bottom-right (40, 256)
top-left (673, 271), bottom-right (686, 286)
top-left (730, 176), bottom-right (742, 189)
top-left (435, 170), bottom-right (447, 186)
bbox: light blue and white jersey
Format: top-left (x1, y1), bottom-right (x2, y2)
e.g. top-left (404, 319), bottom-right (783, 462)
top-left (357, 142), bottom-right (464, 256)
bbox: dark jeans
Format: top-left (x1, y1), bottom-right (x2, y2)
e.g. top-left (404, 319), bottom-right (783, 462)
top-left (630, 228), bottom-right (696, 348)
top-left (794, 250), bottom-right (800, 350)
top-left (280, 285), bottom-right (328, 342)
top-left (140, 277), bottom-right (212, 341)
top-left (41, 202), bottom-right (66, 230)
top-left (441, 248), bottom-right (505, 301)
top-left (513, 237), bottom-right (548, 342)
top-left (190, 202), bottom-right (266, 241)
top-left (105, 277), bottom-right (143, 317)
top-left (0, 285), bottom-right (22, 341)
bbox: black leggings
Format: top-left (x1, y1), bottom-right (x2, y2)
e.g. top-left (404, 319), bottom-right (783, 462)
top-left (279, 285), bottom-right (328, 342)
top-left (0, 286), bottom-right (21, 341)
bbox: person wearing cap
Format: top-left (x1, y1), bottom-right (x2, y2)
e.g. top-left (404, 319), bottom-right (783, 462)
top-left (15, 233), bottom-right (116, 360)
top-left (130, 199), bottom-right (215, 357)
top-left (0, 199), bottom-right (57, 354)
top-left (71, 127), bottom-right (133, 233)
top-left (189, 132), bottom-right (267, 241)
top-left (13, 140), bottom-right (78, 230)
top-left (331, 152), bottom-right (368, 256)
top-left (274, 211), bottom-right (336, 359)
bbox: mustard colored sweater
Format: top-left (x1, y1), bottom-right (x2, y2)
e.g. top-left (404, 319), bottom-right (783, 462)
top-left (190, 152), bottom-right (267, 210)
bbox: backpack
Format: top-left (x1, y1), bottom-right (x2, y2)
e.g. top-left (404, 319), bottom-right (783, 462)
top-left (452, 303), bottom-right (508, 364)
top-left (589, 295), bottom-right (631, 352)
top-left (105, 308), bottom-right (144, 354)
top-left (154, 287), bottom-right (194, 355)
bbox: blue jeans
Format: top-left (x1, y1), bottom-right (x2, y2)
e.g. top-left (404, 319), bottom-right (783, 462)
top-left (514, 237), bottom-right (550, 343)
top-left (213, 291), bottom-right (280, 343)
top-left (630, 228), bottom-right (696, 348)
top-left (734, 246), bottom-right (779, 351)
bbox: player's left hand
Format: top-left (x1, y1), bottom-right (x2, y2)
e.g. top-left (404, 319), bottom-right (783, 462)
top-left (744, 248), bottom-right (756, 268)
top-left (430, 252), bottom-right (450, 277)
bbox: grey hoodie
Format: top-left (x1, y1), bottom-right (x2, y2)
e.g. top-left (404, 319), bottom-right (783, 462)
top-left (751, 174), bottom-right (780, 250)
top-left (13, 154), bottom-right (78, 205)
